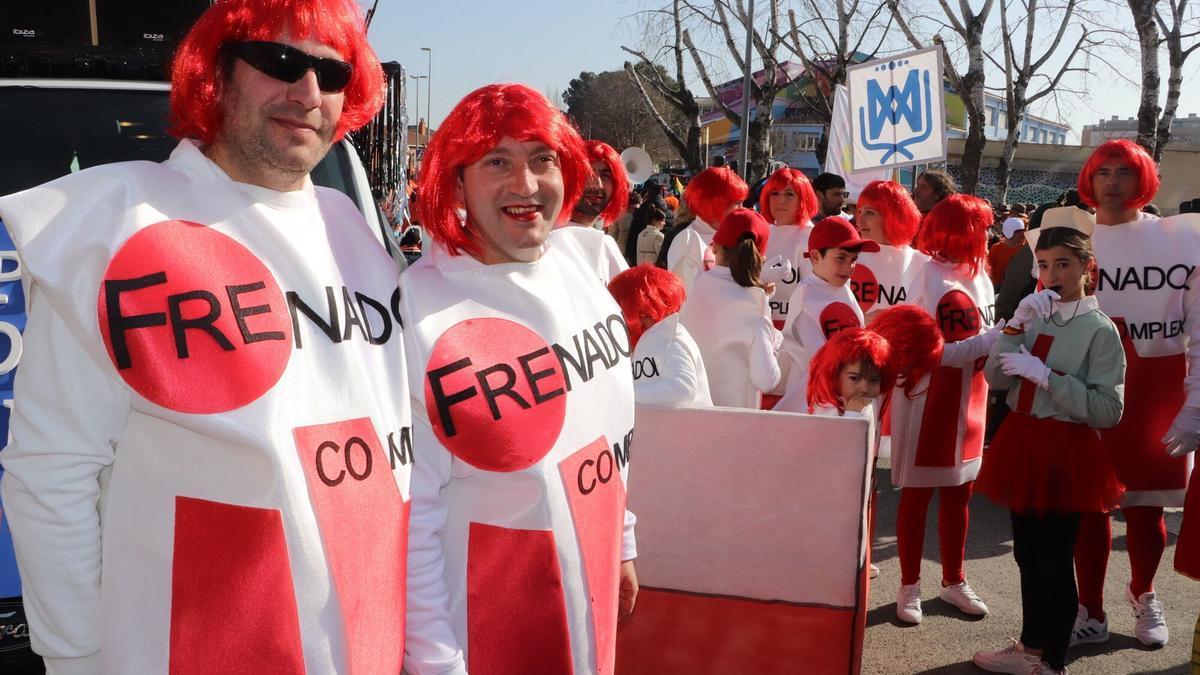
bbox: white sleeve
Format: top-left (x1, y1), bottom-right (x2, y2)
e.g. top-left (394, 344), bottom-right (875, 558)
top-left (750, 317), bottom-right (783, 393)
top-left (0, 284), bottom-right (130, 673)
top-left (940, 328), bottom-right (1000, 367)
top-left (785, 306), bottom-right (828, 373)
top-left (1184, 260), bottom-right (1200, 409)
top-left (667, 233), bottom-right (699, 293)
top-left (621, 509), bottom-right (637, 561)
top-left (634, 337), bottom-right (702, 407)
top-left (402, 410), bottom-right (467, 675)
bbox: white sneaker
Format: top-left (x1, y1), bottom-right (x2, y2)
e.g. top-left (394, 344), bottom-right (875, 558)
top-left (896, 583), bottom-right (922, 624)
top-left (1125, 586), bottom-right (1169, 647)
top-left (1070, 604), bottom-right (1109, 646)
top-left (972, 638), bottom-right (1041, 673)
top-left (869, 563), bottom-right (880, 578)
top-left (940, 579), bottom-right (989, 616)
top-left (1030, 661), bottom-right (1067, 674)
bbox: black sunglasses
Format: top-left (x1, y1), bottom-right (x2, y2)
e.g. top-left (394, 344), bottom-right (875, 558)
top-left (223, 41), bottom-right (353, 93)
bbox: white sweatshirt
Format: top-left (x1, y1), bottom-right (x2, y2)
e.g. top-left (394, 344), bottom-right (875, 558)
top-left (631, 313), bottom-right (713, 407)
top-left (763, 222), bottom-right (814, 329)
top-left (399, 241), bottom-right (636, 675)
top-left (666, 218), bottom-right (717, 296)
top-left (679, 266), bottom-right (781, 408)
top-left (889, 259), bottom-right (995, 488)
top-left (1090, 212), bottom-right (1200, 506)
top-left (0, 140), bottom-right (412, 674)
top-left (775, 274), bottom-right (865, 412)
top-left (852, 244), bottom-right (930, 322)
top-left (550, 222), bottom-right (629, 284)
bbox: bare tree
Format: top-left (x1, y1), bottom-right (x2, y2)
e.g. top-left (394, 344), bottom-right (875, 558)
top-left (678, 0), bottom-right (787, 183)
top-left (992, 0), bottom-right (1092, 203)
top-left (1150, 0), bottom-right (1200, 159)
top-left (887, 0), bottom-right (995, 194)
top-left (779, 0), bottom-right (892, 166)
top-left (622, 0), bottom-right (706, 172)
top-left (1128, 0), bottom-right (1163, 155)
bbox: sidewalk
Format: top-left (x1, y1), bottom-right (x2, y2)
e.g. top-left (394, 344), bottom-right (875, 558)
top-left (863, 467), bottom-right (1197, 674)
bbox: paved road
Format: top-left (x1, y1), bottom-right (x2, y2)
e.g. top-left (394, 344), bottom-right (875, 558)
top-left (863, 467), bottom-right (1197, 674)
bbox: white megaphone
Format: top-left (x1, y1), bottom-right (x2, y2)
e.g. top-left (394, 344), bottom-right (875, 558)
top-left (620, 146), bottom-right (654, 184)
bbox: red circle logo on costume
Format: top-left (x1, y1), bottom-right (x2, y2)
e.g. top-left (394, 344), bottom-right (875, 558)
top-left (849, 264), bottom-right (879, 312)
top-left (97, 220), bottom-right (292, 414)
top-left (424, 317), bottom-right (568, 472)
top-left (819, 302), bottom-right (861, 339)
top-left (935, 289), bottom-right (980, 342)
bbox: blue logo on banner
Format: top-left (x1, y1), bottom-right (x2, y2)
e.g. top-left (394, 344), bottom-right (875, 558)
top-left (0, 222), bottom-right (26, 599)
top-left (857, 60), bottom-right (934, 165)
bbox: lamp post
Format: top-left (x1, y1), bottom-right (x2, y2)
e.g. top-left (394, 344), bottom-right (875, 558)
top-left (421, 47), bottom-right (432, 143)
top-left (410, 74), bottom-right (427, 150)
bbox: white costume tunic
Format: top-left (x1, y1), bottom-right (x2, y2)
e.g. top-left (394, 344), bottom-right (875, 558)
top-left (889, 259), bottom-right (996, 488)
top-left (679, 267), bottom-right (781, 408)
top-left (775, 275), bottom-right (865, 412)
top-left (852, 244), bottom-right (930, 321)
top-left (400, 241), bottom-right (636, 675)
top-left (550, 222), bottom-right (628, 284)
top-left (631, 313), bottom-right (713, 407)
top-left (1090, 213), bottom-right (1200, 506)
top-left (0, 140), bottom-right (412, 674)
top-left (666, 217), bottom-right (717, 295)
top-left (763, 222), bottom-right (814, 329)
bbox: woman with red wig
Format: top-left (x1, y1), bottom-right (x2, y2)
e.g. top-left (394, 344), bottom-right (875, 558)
top-left (666, 167), bottom-right (749, 295)
top-left (758, 167), bottom-right (820, 330)
top-left (609, 265), bottom-right (712, 407)
top-left (887, 193), bottom-right (1003, 625)
top-left (551, 140), bottom-right (630, 283)
top-left (400, 83), bottom-right (637, 674)
top-left (1068, 138), bottom-right (1200, 649)
top-left (852, 180), bottom-right (930, 321)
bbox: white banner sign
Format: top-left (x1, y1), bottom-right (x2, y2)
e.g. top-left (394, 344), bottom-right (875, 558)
top-left (847, 45), bottom-right (946, 172)
top-left (825, 85), bottom-right (892, 197)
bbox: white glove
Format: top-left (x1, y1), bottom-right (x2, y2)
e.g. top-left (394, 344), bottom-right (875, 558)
top-left (760, 254), bottom-right (793, 285)
top-left (1162, 406), bottom-right (1200, 458)
top-left (1011, 289), bottom-right (1060, 329)
top-left (999, 345), bottom-right (1051, 390)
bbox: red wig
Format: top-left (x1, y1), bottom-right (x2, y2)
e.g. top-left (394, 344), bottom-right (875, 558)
top-left (758, 167), bottom-right (818, 225)
top-left (868, 305), bottom-right (943, 400)
top-left (685, 167), bottom-right (749, 225)
top-left (806, 328), bottom-right (896, 415)
top-left (1077, 139), bottom-right (1160, 210)
top-left (917, 193), bottom-right (991, 278)
top-left (418, 84), bottom-right (590, 257)
top-left (169, 0), bottom-right (384, 144)
top-left (607, 264), bottom-right (687, 349)
top-left (858, 180), bottom-right (921, 246)
top-left (586, 141), bottom-right (630, 226)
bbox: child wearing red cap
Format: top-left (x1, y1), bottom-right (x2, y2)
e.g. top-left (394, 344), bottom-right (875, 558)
top-left (774, 216), bottom-right (877, 413)
top-left (679, 208), bottom-right (782, 408)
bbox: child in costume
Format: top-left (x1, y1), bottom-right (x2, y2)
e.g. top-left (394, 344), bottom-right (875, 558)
top-left (666, 167), bottom-right (748, 295)
top-left (971, 226), bottom-right (1125, 675)
top-left (890, 194), bottom-right (1002, 624)
top-left (852, 180), bottom-right (930, 321)
top-left (609, 265), bottom-right (712, 407)
top-left (759, 167), bottom-right (820, 329)
top-left (774, 217), bottom-right (876, 413)
top-left (805, 327), bottom-right (895, 419)
top-left (680, 208), bottom-right (781, 408)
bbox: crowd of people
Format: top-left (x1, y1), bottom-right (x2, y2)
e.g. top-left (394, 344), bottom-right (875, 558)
top-left (0, 1), bottom-right (1195, 674)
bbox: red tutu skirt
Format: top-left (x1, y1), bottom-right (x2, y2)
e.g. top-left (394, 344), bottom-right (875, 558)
top-left (976, 412), bottom-right (1124, 515)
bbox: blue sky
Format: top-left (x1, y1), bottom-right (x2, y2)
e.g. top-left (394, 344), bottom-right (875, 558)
top-left (363, 0), bottom-right (1200, 144)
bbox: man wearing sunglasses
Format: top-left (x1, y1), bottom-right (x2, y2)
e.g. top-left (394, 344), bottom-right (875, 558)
top-left (0, 1), bottom-right (412, 673)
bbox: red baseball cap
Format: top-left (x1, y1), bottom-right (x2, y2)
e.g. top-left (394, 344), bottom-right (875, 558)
top-left (713, 208), bottom-right (770, 255)
top-left (808, 216), bottom-right (880, 255)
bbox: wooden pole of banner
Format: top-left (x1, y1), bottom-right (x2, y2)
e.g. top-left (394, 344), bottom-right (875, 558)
top-left (737, 0), bottom-right (755, 180)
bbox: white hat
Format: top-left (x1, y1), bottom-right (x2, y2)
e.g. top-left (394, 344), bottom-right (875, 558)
top-left (1002, 217), bottom-right (1026, 239)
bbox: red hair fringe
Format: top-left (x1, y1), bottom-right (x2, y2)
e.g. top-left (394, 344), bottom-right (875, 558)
top-left (607, 264), bottom-right (687, 349)
top-left (858, 180), bottom-right (921, 246)
top-left (868, 305), bottom-right (943, 400)
top-left (685, 167), bottom-right (748, 225)
top-left (917, 193), bottom-right (991, 279)
top-left (1077, 139), bottom-right (1160, 210)
top-left (759, 167), bottom-right (818, 225)
top-left (806, 328), bottom-right (895, 414)
top-left (586, 141), bottom-right (630, 226)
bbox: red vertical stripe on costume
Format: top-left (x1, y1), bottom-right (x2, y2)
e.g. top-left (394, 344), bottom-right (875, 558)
top-left (914, 367), bottom-right (962, 467)
top-left (169, 497), bottom-right (304, 675)
top-left (467, 523), bottom-right (574, 674)
top-left (1016, 335), bottom-right (1055, 414)
top-left (1176, 462), bottom-right (1200, 579)
top-left (294, 418), bottom-right (409, 675)
top-left (1102, 318), bottom-right (1189, 492)
top-left (559, 437), bottom-right (626, 675)
top-left (961, 364), bottom-right (988, 461)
